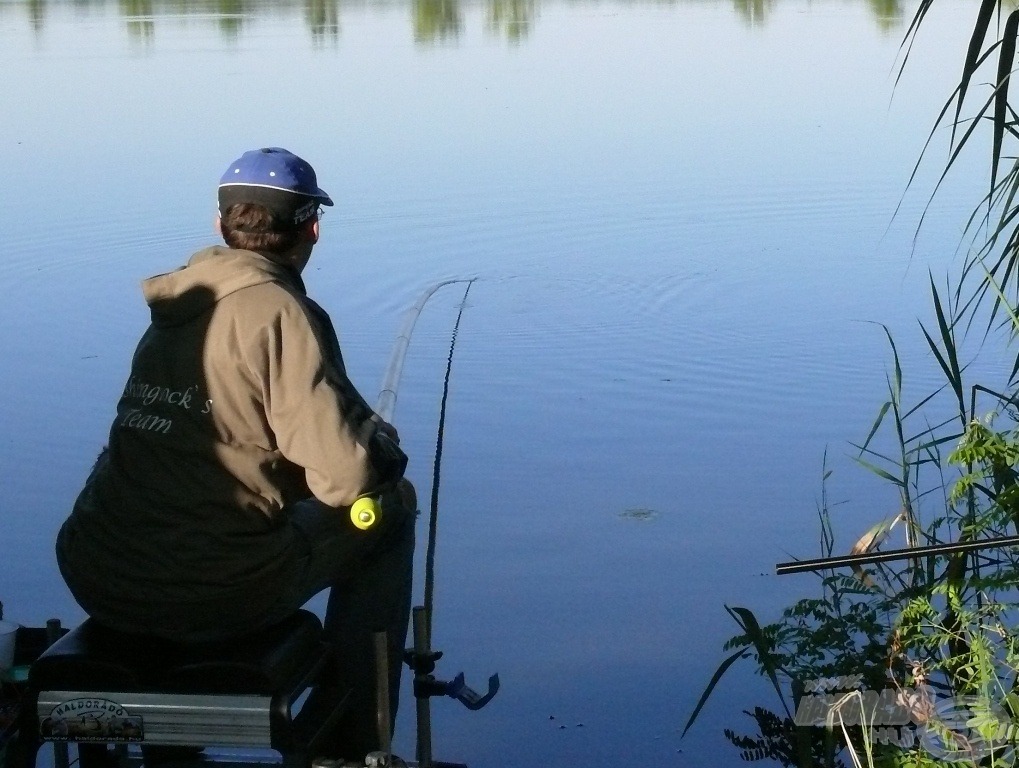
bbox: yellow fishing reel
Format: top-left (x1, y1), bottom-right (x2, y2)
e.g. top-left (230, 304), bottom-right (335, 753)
top-left (350, 495), bottom-right (381, 530)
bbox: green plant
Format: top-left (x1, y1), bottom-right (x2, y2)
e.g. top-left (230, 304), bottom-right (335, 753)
top-left (683, 285), bottom-right (1019, 766)
top-left (683, 3), bottom-right (1019, 762)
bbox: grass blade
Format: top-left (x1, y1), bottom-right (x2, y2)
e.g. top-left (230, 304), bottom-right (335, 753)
top-left (681, 646), bottom-right (749, 737)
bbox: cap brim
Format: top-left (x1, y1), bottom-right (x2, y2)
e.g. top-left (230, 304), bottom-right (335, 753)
top-left (219, 185), bottom-right (326, 229)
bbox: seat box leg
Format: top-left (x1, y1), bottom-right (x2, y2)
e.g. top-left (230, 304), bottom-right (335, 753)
top-left (7, 730), bottom-right (41, 768)
top-left (79, 744), bottom-right (119, 768)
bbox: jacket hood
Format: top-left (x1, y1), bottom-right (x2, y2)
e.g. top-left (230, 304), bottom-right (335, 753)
top-left (142, 247), bottom-right (305, 327)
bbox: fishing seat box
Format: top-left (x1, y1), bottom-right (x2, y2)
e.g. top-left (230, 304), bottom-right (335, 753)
top-left (16, 610), bottom-right (347, 768)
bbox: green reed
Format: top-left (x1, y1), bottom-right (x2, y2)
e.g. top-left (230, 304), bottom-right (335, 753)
top-left (684, 4), bottom-right (1019, 766)
top-left (683, 284), bottom-right (1019, 765)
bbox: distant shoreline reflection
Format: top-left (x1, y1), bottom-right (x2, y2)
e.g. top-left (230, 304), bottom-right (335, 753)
top-left (8, 0), bottom-right (904, 44)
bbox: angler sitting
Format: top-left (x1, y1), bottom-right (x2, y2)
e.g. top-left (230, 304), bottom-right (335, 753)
top-left (54, 147), bottom-right (416, 763)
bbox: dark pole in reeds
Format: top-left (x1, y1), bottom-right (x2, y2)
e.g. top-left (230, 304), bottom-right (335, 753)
top-left (776, 534), bottom-right (1019, 575)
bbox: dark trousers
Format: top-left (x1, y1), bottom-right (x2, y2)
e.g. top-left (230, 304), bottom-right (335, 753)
top-left (279, 481), bottom-right (416, 760)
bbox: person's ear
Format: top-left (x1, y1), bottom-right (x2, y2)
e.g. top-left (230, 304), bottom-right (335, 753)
top-left (214, 216), bottom-right (222, 235)
top-left (307, 218), bottom-right (320, 245)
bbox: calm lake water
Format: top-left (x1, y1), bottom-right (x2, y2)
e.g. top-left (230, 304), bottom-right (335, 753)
top-left (0, 0), bottom-right (1002, 765)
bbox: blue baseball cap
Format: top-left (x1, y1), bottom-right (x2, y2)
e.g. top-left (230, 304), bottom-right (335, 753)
top-left (218, 147), bottom-right (333, 229)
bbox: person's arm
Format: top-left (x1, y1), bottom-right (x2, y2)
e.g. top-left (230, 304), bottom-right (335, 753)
top-left (253, 301), bottom-right (402, 507)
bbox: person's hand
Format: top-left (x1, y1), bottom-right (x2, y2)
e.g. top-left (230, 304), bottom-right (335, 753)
top-left (373, 417), bottom-right (400, 444)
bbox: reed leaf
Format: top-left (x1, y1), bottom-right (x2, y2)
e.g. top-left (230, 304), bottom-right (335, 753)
top-left (895, 0), bottom-right (936, 89)
top-left (725, 605), bottom-right (790, 717)
top-left (902, 415), bottom-right (954, 447)
top-left (978, 258), bottom-right (1019, 334)
top-left (850, 515), bottom-right (904, 556)
top-left (899, 46), bottom-right (999, 239)
top-left (921, 276), bottom-right (965, 415)
top-left (849, 440), bottom-right (904, 467)
top-left (885, 324), bottom-right (903, 399)
top-left (681, 646), bottom-right (749, 738)
top-left (975, 258), bottom-right (1019, 381)
top-left (900, 379), bottom-right (949, 421)
top-left (992, 10), bottom-right (1019, 191)
top-left (956, 0), bottom-right (998, 148)
top-left (907, 429), bottom-right (965, 457)
top-left (859, 401), bottom-right (892, 454)
top-left (850, 514), bottom-right (905, 586)
top-left (969, 240), bottom-right (1019, 332)
top-left (851, 455), bottom-right (907, 487)
top-left (857, 324), bottom-right (903, 457)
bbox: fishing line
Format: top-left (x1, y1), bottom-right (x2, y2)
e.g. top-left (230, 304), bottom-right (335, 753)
top-left (424, 279), bottom-right (474, 643)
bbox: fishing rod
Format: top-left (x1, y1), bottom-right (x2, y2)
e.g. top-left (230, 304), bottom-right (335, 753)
top-left (375, 279), bottom-right (474, 424)
top-left (406, 278), bottom-right (498, 768)
top-left (775, 534), bottom-right (1019, 575)
top-left (423, 280), bottom-right (473, 642)
top-left (354, 278), bottom-right (497, 768)
top-left (349, 280), bottom-right (474, 532)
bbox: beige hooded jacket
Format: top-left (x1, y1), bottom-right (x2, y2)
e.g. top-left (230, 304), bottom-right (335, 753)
top-left (57, 246), bottom-right (401, 638)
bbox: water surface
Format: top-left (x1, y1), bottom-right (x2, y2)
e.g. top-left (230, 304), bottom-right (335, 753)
top-left (0, 0), bottom-right (998, 764)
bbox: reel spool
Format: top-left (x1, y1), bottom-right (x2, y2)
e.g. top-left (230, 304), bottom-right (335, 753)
top-left (350, 495), bottom-right (381, 530)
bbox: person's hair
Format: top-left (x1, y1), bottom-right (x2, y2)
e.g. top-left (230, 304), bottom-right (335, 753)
top-left (219, 202), bottom-right (309, 254)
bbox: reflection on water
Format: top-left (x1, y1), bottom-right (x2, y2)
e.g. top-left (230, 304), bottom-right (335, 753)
top-left (21, 0), bottom-right (45, 30)
top-left (414, 0), bottom-right (461, 42)
top-left (7, 0), bottom-right (905, 43)
top-left (486, 0), bottom-right (533, 41)
top-left (732, 0), bottom-right (773, 27)
top-left (867, 0), bottom-right (904, 31)
top-left (306, 0), bottom-right (342, 41)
